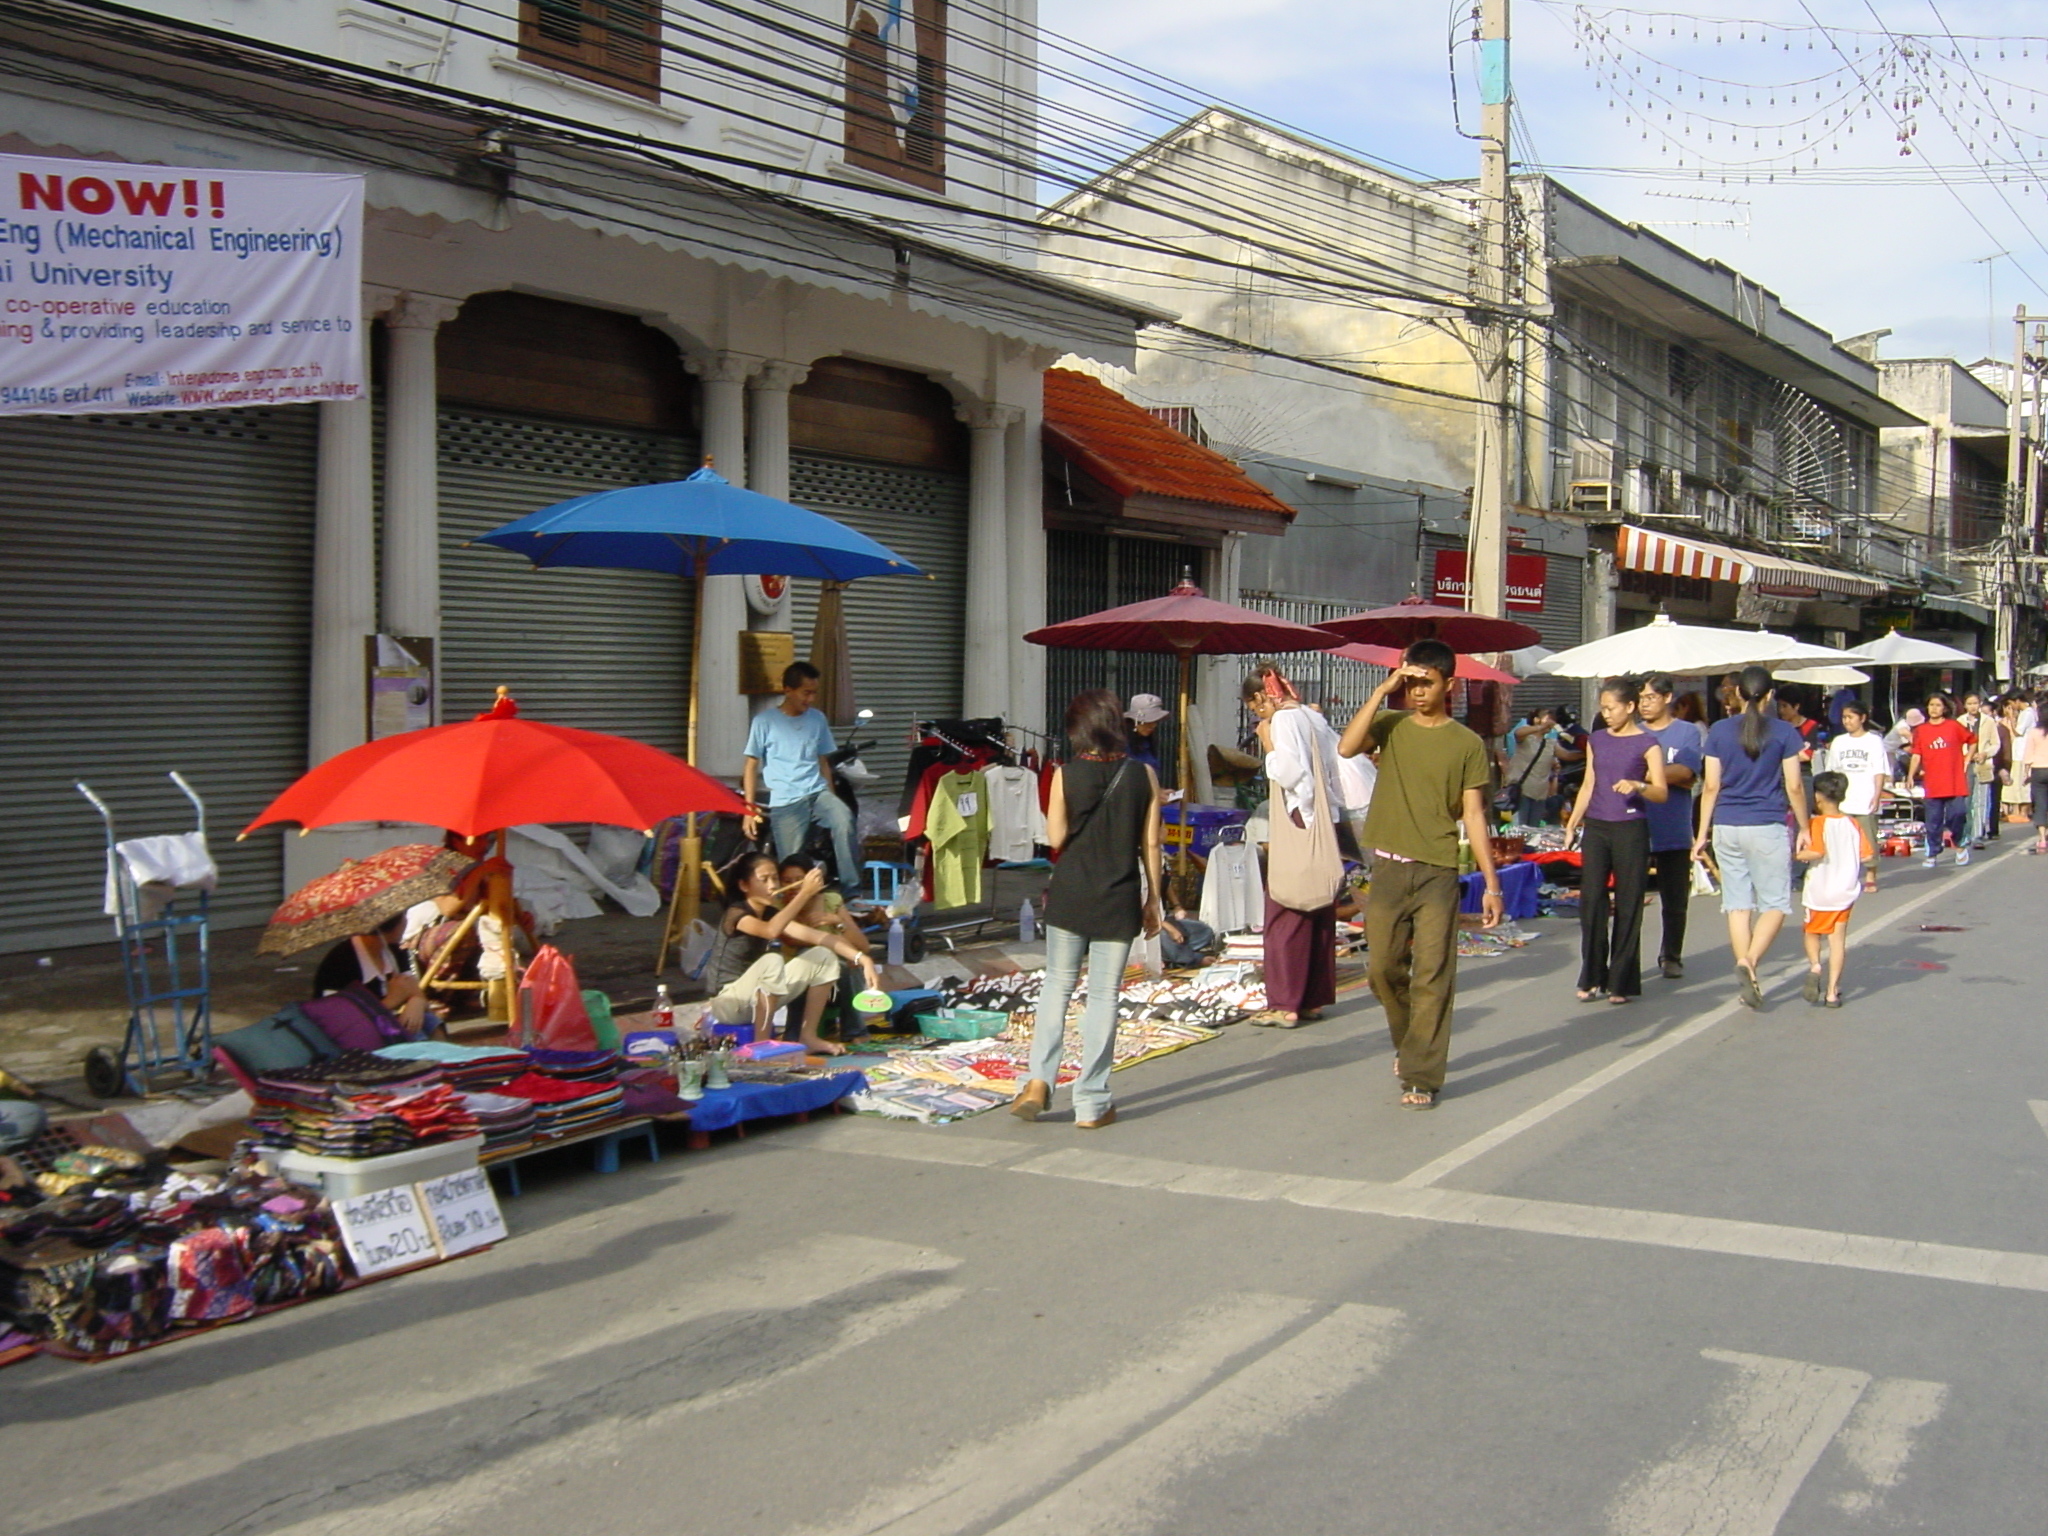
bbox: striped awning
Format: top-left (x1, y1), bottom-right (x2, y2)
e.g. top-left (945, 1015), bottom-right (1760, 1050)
top-left (1615, 526), bottom-right (1884, 600)
top-left (1615, 526), bottom-right (1748, 584)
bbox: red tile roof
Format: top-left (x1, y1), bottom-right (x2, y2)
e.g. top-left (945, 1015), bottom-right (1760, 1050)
top-left (1042, 369), bottom-right (1296, 519)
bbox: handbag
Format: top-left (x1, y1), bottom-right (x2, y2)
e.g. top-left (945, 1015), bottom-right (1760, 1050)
top-left (1266, 720), bottom-right (1344, 913)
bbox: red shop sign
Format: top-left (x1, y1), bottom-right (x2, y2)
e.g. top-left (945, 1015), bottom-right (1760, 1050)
top-left (1432, 549), bottom-right (1546, 612)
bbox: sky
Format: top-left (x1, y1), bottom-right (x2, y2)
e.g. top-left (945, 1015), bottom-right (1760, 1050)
top-left (1033, 0), bottom-right (2048, 365)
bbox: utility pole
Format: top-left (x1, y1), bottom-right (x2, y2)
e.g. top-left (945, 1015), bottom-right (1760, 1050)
top-left (1466, 0), bottom-right (1512, 619)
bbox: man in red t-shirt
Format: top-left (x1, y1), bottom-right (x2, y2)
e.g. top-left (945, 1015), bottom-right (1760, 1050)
top-left (1905, 693), bottom-right (1977, 868)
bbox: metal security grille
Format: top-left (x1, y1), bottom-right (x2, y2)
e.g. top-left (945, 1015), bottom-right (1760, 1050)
top-left (783, 452), bottom-right (969, 799)
top-left (437, 410), bottom-right (698, 753)
top-left (1045, 532), bottom-right (1192, 783)
top-left (0, 407), bottom-right (319, 953)
top-left (1237, 592), bottom-right (1386, 724)
top-left (1420, 536), bottom-right (1585, 718)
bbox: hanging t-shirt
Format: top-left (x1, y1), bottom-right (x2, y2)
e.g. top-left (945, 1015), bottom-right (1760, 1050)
top-left (1822, 732), bottom-right (1890, 815)
top-left (984, 765), bottom-right (1048, 861)
top-left (1910, 720), bottom-right (1976, 800)
top-left (1198, 839), bottom-right (1265, 934)
top-left (927, 769), bottom-right (991, 909)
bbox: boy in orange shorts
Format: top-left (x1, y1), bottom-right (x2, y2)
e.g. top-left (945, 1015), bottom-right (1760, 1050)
top-left (1797, 771), bottom-right (1873, 1007)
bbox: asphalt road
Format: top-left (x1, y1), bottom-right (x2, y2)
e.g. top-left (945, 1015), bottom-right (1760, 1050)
top-left (6, 843), bottom-right (2047, 1535)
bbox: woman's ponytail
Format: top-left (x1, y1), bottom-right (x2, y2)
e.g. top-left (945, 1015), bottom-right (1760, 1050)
top-left (1737, 664), bottom-right (1774, 760)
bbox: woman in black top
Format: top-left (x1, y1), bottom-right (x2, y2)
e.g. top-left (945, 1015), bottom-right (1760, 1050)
top-left (703, 855), bottom-right (879, 1053)
top-left (1012, 689), bottom-right (1163, 1129)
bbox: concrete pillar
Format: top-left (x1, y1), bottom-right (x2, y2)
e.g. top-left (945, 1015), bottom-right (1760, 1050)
top-left (746, 360), bottom-right (808, 636)
top-left (308, 290), bottom-right (386, 767)
top-left (688, 351), bottom-right (761, 776)
top-left (380, 292), bottom-right (462, 707)
top-left (1004, 396), bottom-right (1047, 739)
top-left (960, 402), bottom-right (1022, 719)
top-left (1193, 533), bottom-right (1245, 789)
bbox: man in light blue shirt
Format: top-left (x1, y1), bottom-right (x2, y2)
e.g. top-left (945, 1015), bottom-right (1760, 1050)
top-left (742, 661), bottom-right (860, 888)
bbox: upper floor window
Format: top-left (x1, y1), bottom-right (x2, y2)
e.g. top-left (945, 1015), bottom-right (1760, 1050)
top-left (845, 0), bottom-right (946, 191)
top-left (520, 0), bottom-right (661, 101)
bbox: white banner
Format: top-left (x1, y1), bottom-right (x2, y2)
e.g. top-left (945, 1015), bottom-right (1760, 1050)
top-left (0, 153), bottom-right (364, 415)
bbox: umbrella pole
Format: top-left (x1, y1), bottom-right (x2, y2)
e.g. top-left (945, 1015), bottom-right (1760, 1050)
top-left (1175, 647), bottom-right (1194, 891)
top-left (662, 556), bottom-right (709, 973)
top-left (488, 828), bottom-right (520, 1024)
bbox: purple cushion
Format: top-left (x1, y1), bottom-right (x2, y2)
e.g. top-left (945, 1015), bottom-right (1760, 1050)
top-left (302, 989), bottom-right (405, 1053)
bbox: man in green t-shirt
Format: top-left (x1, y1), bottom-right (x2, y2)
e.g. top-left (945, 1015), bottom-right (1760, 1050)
top-left (1339, 638), bottom-right (1502, 1109)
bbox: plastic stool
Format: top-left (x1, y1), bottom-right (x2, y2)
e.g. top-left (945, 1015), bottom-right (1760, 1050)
top-left (863, 861), bottom-right (905, 906)
top-left (591, 1123), bottom-right (660, 1174)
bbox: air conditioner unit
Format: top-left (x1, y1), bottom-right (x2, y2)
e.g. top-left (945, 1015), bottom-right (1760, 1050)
top-left (1567, 481), bottom-right (1616, 515)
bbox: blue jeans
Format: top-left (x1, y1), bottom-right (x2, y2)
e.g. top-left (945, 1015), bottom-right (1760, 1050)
top-left (1026, 924), bottom-right (1132, 1121)
top-left (768, 790), bottom-right (860, 889)
top-left (1924, 795), bottom-right (1969, 859)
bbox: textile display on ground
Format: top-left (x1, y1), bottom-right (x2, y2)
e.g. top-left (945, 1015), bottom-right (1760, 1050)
top-left (681, 1071), bottom-right (869, 1133)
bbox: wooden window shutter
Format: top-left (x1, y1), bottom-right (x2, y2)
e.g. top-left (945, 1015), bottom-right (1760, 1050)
top-left (520, 0), bottom-right (661, 101)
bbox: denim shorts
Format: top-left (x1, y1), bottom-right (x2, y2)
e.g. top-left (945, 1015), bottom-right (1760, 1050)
top-left (1712, 822), bottom-right (1793, 915)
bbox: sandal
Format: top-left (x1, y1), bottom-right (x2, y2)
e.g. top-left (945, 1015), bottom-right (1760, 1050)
top-left (1399, 1085), bottom-right (1439, 1110)
top-left (1736, 965), bottom-right (1763, 1010)
top-left (1802, 970), bottom-right (1823, 1006)
top-left (1606, 993), bottom-right (1631, 1005)
top-left (1823, 995), bottom-right (1843, 1009)
top-left (1575, 987), bottom-right (1599, 1002)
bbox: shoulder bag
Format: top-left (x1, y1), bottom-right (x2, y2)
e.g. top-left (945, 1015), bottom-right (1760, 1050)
top-left (1267, 722), bottom-right (1344, 912)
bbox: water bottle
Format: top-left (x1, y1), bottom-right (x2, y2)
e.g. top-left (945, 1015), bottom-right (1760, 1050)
top-left (653, 983), bottom-right (675, 1030)
top-left (886, 917), bottom-right (906, 967)
top-left (1018, 898), bottom-right (1036, 942)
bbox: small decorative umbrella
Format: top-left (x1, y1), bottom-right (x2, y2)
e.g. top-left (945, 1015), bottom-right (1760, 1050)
top-left (1323, 642), bottom-right (1519, 686)
top-left (258, 845), bottom-right (474, 957)
top-left (1316, 596), bottom-right (1541, 653)
top-left (1024, 580), bottom-right (1336, 881)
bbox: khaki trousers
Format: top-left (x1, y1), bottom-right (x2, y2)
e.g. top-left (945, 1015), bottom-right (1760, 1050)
top-left (707, 946), bottom-right (841, 1023)
top-left (1365, 858), bottom-right (1462, 1093)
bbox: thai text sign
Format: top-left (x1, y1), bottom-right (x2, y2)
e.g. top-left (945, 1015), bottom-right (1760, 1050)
top-left (1432, 549), bottom-right (1547, 612)
top-left (0, 153), bottom-right (363, 415)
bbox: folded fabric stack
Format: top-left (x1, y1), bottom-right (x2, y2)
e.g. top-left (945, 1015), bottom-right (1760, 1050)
top-left (498, 1072), bottom-right (626, 1138)
top-left (376, 1040), bottom-right (531, 1092)
top-left (278, 1083), bottom-right (477, 1158)
top-left (461, 1091), bottom-right (539, 1156)
top-left (249, 1053), bottom-right (446, 1147)
top-left (522, 1048), bottom-right (620, 1085)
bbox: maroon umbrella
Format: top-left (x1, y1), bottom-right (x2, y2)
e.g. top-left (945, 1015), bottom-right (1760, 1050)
top-left (1316, 596), bottom-right (1540, 653)
top-left (1025, 581), bottom-right (1333, 875)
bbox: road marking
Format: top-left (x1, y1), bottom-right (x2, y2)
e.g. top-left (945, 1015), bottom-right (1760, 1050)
top-left (1402, 845), bottom-right (2023, 1190)
top-left (787, 1291), bottom-right (1323, 1536)
top-left (1608, 1349), bottom-right (1870, 1536)
top-left (0, 1234), bottom-right (958, 1536)
top-left (984, 1304), bottom-right (1404, 1536)
top-left (805, 1128), bottom-right (2048, 1295)
top-left (1830, 1376), bottom-right (1948, 1515)
top-left (2029, 1099), bottom-right (2048, 1144)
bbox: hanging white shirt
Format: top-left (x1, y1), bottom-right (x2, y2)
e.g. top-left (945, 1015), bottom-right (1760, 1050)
top-left (984, 765), bottom-right (1047, 862)
top-left (1199, 839), bottom-right (1265, 934)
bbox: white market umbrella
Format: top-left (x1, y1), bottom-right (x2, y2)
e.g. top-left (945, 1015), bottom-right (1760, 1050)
top-left (1755, 634), bottom-right (1876, 668)
top-left (1503, 643), bottom-right (1557, 678)
top-left (1857, 628), bottom-right (1979, 667)
top-left (1775, 665), bottom-right (1869, 686)
top-left (1539, 615), bottom-right (1861, 680)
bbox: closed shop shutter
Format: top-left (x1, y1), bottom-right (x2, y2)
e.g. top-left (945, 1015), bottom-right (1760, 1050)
top-left (437, 410), bottom-right (698, 753)
top-left (0, 407), bottom-right (319, 953)
top-left (1424, 535), bottom-right (1586, 717)
top-left (781, 451), bottom-right (969, 800)
top-left (1046, 531), bottom-right (1190, 783)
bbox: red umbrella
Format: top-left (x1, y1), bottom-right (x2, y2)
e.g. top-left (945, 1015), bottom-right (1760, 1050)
top-left (242, 691), bottom-right (744, 838)
top-left (1316, 596), bottom-right (1539, 652)
top-left (1324, 642), bottom-right (1519, 686)
top-left (1025, 581), bottom-right (1334, 877)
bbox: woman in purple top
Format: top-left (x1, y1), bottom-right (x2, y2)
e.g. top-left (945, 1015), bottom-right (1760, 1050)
top-left (1563, 677), bottom-right (1670, 1003)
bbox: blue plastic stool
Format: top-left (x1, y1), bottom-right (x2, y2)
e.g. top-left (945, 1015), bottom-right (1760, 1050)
top-left (591, 1123), bottom-right (660, 1174)
top-left (863, 861), bottom-right (906, 906)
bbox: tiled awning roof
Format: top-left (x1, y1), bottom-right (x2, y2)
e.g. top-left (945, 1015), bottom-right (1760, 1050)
top-left (1042, 369), bottom-right (1295, 521)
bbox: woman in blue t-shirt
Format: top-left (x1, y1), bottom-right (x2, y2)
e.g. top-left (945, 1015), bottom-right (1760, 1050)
top-left (1691, 666), bottom-right (1811, 1009)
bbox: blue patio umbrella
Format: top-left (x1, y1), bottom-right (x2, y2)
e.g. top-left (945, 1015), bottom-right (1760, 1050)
top-left (471, 464), bottom-right (922, 761)
top-left (473, 464), bottom-right (924, 961)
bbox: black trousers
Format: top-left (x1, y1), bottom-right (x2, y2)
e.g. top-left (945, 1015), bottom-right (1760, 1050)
top-left (1579, 818), bottom-right (1650, 998)
top-left (1648, 846), bottom-right (1692, 966)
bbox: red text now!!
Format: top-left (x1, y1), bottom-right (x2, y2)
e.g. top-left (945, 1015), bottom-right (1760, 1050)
top-left (18, 174), bottom-right (227, 219)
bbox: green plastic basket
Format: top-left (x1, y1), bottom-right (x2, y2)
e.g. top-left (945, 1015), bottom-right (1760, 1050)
top-left (913, 1007), bottom-right (1010, 1041)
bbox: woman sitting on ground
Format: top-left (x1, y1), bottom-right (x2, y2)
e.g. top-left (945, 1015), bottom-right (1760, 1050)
top-left (311, 912), bottom-right (441, 1038)
top-left (704, 854), bottom-right (880, 1055)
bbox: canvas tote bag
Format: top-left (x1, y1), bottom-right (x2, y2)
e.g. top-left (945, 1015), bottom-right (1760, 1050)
top-left (1266, 714), bottom-right (1344, 912)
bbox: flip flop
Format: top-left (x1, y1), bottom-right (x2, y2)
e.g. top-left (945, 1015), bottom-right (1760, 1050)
top-left (1802, 970), bottom-right (1823, 1006)
top-left (1737, 965), bottom-right (1764, 1010)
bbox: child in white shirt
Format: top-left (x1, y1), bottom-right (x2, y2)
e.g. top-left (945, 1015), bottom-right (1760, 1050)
top-left (1797, 771), bottom-right (1875, 1008)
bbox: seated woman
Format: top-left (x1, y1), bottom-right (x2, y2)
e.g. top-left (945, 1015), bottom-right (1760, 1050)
top-left (311, 912), bottom-right (441, 1038)
top-left (776, 856), bottom-right (873, 954)
top-left (704, 854), bottom-right (880, 1056)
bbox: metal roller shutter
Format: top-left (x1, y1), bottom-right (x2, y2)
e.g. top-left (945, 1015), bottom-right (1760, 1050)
top-left (1423, 535), bottom-right (1586, 717)
top-left (782, 452), bottom-right (968, 799)
top-left (437, 410), bottom-right (698, 752)
top-left (0, 407), bottom-right (318, 953)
